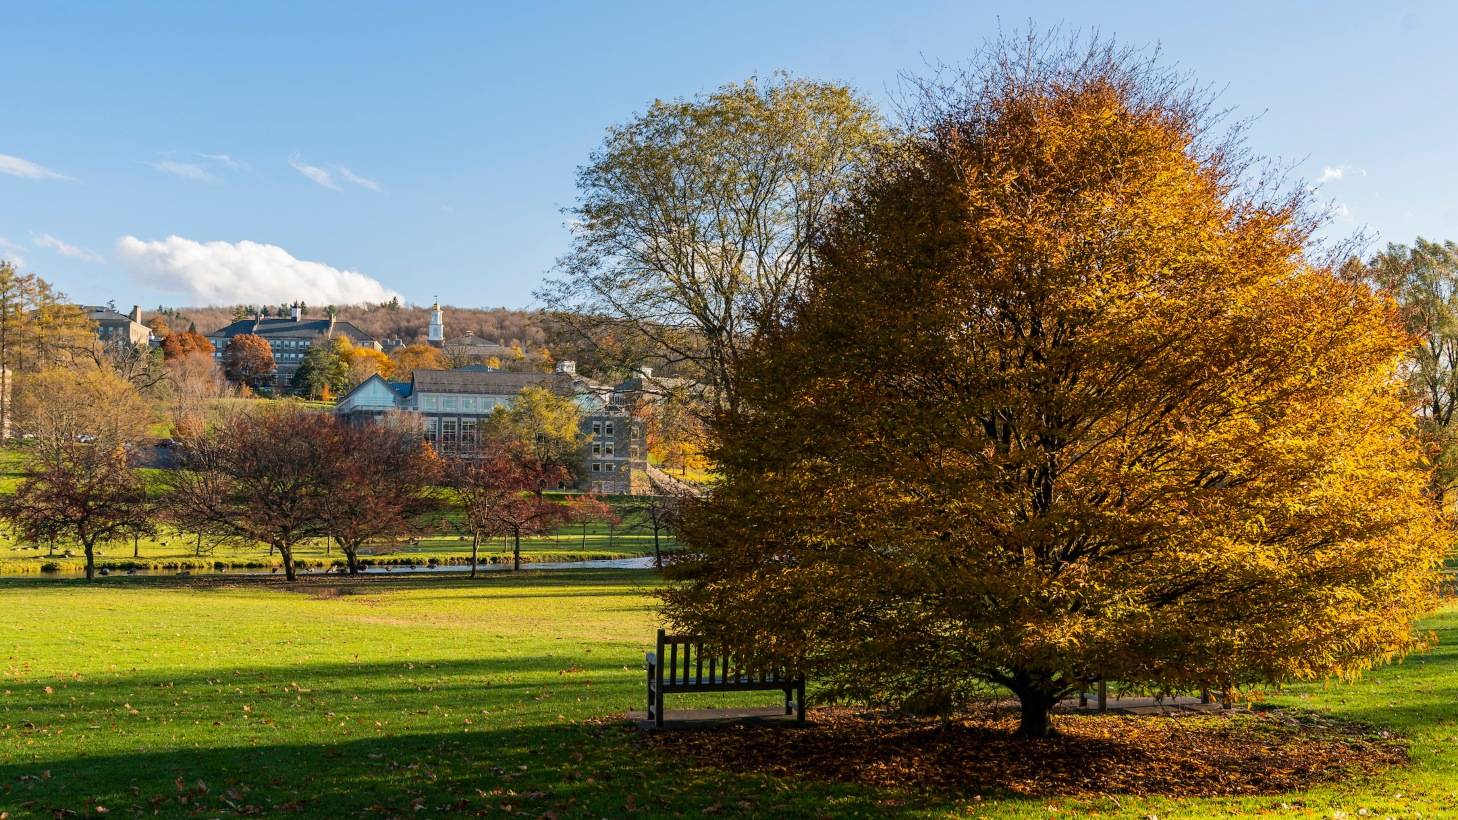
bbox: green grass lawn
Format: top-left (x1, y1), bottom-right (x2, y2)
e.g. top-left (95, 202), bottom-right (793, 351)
top-left (1, 572), bottom-right (1457, 818)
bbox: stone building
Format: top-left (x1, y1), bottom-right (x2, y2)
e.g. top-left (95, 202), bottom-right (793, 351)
top-left (335, 360), bottom-right (649, 494)
top-left (207, 303), bottom-right (380, 389)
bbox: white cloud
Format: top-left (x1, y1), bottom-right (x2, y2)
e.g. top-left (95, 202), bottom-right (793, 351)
top-left (1317, 164), bottom-right (1368, 183)
top-left (33, 233), bottom-right (104, 263)
top-left (1333, 202), bottom-right (1354, 221)
top-left (0, 236), bottom-right (25, 268)
top-left (0, 153), bottom-right (71, 180)
top-left (336, 165), bottom-right (381, 191)
top-left (147, 159), bottom-right (215, 182)
top-left (198, 153), bottom-right (247, 171)
top-left (116, 235), bottom-right (401, 306)
top-left (289, 155), bottom-right (340, 190)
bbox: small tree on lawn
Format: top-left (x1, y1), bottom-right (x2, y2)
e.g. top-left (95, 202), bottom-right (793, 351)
top-left (0, 444), bottom-right (151, 580)
top-left (319, 418), bottom-right (443, 574)
top-left (663, 35), bottom-right (1447, 737)
top-left (629, 494), bottom-right (680, 568)
top-left (164, 405), bottom-right (335, 581)
top-left (450, 454), bottom-right (510, 578)
top-left (464, 442), bottom-right (613, 571)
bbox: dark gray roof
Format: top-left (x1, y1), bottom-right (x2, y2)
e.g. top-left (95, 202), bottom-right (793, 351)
top-left (410, 369), bottom-right (569, 396)
top-left (83, 306), bottom-right (137, 326)
top-left (209, 317), bottom-right (376, 343)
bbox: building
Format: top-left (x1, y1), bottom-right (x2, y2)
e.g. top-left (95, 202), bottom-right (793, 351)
top-left (207, 303), bottom-right (380, 389)
top-left (441, 331), bottom-right (519, 367)
top-left (427, 300), bottom-right (444, 346)
top-left (83, 305), bottom-right (152, 348)
top-left (335, 360), bottom-right (649, 494)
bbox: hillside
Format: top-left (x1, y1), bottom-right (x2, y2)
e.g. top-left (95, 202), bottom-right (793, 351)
top-left (144, 302), bottom-right (552, 351)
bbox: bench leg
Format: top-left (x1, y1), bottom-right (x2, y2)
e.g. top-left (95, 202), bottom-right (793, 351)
top-left (795, 680), bottom-right (806, 724)
top-left (646, 662), bottom-right (655, 717)
top-left (655, 688), bottom-right (665, 728)
top-left (784, 687), bottom-right (793, 715)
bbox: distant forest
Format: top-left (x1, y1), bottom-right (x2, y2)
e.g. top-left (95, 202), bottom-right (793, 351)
top-left (145, 302), bottom-right (552, 352)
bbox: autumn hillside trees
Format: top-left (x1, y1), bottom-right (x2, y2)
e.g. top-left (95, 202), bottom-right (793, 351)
top-left (663, 36), bottom-right (1447, 738)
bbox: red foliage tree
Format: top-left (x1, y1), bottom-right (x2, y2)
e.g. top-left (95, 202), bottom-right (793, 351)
top-left (161, 330), bottom-right (215, 360)
top-left (223, 334), bottom-right (275, 388)
top-left (453, 442), bottom-right (613, 572)
top-left (0, 444), bottom-right (151, 581)
top-left (318, 420), bottom-right (444, 574)
top-left (164, 406), bottom-right (336, 581)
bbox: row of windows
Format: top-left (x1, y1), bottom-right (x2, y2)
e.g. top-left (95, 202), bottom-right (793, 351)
top-left (419, 395), bottom-right (504, 412)
top-left (590, 462), bottom-right (619, 472)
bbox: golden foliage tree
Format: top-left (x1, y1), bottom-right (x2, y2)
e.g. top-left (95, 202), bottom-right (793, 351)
top-left (663, 37), bottom-right (1446, 738)
top-left (387, 342), bottom-right (446, 379)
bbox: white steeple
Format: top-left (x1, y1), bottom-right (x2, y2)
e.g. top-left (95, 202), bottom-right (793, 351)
top-left (428, 299), bottom-right (444, 345)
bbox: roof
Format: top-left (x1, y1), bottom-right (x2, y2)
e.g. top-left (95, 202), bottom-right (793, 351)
top-left (410, 368), bottom-right (569, 396)
top-left (83, 306), bottom-right (139, 326)
top-left (443, 334), bottom-right (515, 353)
top-left (209, 317), bottom-right (376, 343)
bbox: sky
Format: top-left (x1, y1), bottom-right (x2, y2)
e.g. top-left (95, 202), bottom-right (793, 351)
top-left (1, 0), bottom-right (1453, 311)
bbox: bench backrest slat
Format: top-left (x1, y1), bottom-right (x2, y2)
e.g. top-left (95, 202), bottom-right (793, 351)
top-left (654, 631), bottom-right (798, 689)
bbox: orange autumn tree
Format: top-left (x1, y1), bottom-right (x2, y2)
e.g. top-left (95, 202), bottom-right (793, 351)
top-left (662, 36), bottom-right (1447, 738)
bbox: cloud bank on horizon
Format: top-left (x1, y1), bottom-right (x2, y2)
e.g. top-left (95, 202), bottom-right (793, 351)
top-left (117, 235), bottom-right (401, 306)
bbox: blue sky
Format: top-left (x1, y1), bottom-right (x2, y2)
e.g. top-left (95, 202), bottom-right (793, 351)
top-left (0, 0), bottom-right (1451, 310)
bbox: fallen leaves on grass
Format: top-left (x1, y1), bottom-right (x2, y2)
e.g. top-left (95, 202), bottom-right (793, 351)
top-left (642, 707), bottom-right (1407, 798)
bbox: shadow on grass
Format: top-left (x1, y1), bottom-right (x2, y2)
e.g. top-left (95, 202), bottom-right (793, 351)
top-left (0, 656), bottom-right (927, 819)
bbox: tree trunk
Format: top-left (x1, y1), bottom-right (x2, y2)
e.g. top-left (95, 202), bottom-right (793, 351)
top-left (343, 542), bottom-right (360, 575)
top-left (279, 543), bottom-right (296, 582)
top-left (133, 534), bottom-right (140, 558)
top-left (512, 529), bottom-right (521, 572)
top-left (84, 539), bottom-right (96, 581)
top-left (652, 526), bottom-right (662, 569)
top-left (1007, 675), bottom-right (1064, 738)
top-left (470, 531), bottom-right (480, 578)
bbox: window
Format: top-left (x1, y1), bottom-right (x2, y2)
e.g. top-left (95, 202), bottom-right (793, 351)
top-left (443, 396), bottom-right (458, 410)
top-left (630, 445), bottom-right (639, 458)
top-left (461, 397), bottom-right (475, 411)
top-left (591, 422), bottom-right (602, 436)
top-left (462, 418), bottom-right (477, 448)
top-left (591, 463), bottom-right (602, 472)
top-left (604, 444), bottom-right (614, 456)
top-left (605, 422), bottom-right (614, 436)
top-left (605, 463), bottom-right (616, 472)
top-left (423, 396), bottom-right (438, 410)
top-left (630, 425), bottom-right (641, 440)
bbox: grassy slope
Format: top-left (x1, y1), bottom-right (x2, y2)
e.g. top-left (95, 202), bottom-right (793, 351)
top-left (0, 573), bottom-right (1456, 818)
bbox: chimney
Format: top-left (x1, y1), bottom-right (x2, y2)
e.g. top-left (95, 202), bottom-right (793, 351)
top-left (291, 302), bottom-right (302, 322)
top-left (130, 305), bottom-right (142, 324)
top-left (636, 366), bottom-right (653, 380)
top-left (555, 360), bottom-right (576, 375)
top-left (327, 313), bottom-right (336, 338)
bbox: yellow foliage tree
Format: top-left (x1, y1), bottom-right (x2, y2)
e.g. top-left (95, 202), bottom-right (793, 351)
top-left (387, 343), bottom-right (446, 379)
top-left (663, 37), bottom-right (1448, 738)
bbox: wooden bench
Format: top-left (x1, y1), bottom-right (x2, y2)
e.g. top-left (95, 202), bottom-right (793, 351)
top-left (645, 628), bottom-right (805, 727)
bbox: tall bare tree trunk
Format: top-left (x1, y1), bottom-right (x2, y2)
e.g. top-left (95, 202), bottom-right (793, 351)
top-left (470, 531), bottom-right (480, 578)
